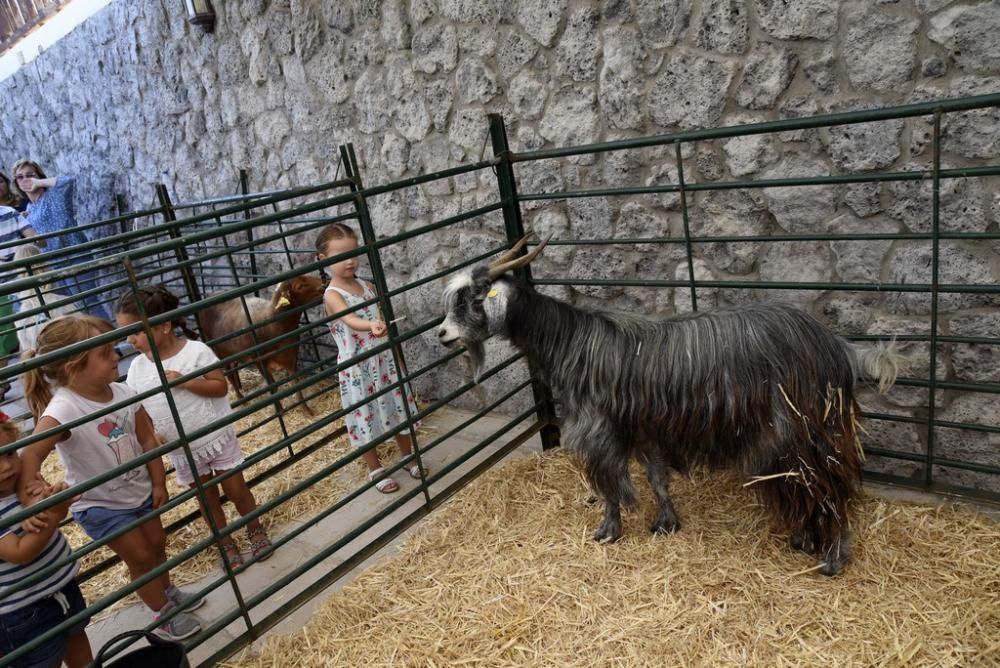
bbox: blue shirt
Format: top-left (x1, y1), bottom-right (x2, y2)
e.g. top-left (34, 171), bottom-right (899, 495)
top-left (23, 176), bottom-right (87, 254)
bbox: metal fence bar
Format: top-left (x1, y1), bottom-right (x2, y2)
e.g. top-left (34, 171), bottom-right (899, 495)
top-left (925, 111), bottom-right (944, 487)
top-left (340, 143), bottom-right (429, 499)
top-left (488, 113), bottom-right (560, 451)
top-left (513, 92), bottom-right (1000, 162)
top-left (674, 141), bottom-right (698, 312)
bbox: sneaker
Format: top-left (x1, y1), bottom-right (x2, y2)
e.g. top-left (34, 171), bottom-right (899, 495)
top-left (166, 584), bottom-right (205, 612)
top-left (153, 602), bottom-right (201, 641)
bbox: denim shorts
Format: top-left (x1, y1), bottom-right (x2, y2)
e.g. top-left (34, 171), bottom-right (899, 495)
top-left (72, 496), bottom-right (154, 543)
top-left (0, 579), bottom-right (88, 668)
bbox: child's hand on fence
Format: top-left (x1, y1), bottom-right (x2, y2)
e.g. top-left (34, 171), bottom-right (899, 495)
top-left (22, 477), bottom-right (47, 503)
top-left (40, 482), bottom-right (76, 519)
top-left (164, 370), bottom-right (184, 385)
top-left (20, 481), bottom-right (73, 533)
top-left (151, 483), bottom-right (169, 509)
top-left (370, 321), bottom-right (387, 337)
top-left (154, 431), bottom-right (168, 446)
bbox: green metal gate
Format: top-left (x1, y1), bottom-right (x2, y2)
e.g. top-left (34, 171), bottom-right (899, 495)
top-left (0, 92), bottom-right (998, 666)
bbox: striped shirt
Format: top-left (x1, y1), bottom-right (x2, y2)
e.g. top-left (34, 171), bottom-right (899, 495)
top-left (0, 205), bottom-right (22, 261)
top-left (0, 494), bottom-right (78, 615)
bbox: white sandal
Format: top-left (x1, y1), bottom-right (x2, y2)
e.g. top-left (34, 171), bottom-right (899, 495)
top-left (400, 457), bottom-right (426, 479)
top-left (368, 467), bottom-right (399, 494)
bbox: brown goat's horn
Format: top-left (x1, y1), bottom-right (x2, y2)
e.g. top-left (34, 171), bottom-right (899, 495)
top-left (489, 235), bottom-right (531, 268)
top-left (487, 233), bottom-right (552, 280)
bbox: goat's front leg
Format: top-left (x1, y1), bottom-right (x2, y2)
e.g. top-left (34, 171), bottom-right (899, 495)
top-left (646, 450), bottom-right (681, 535)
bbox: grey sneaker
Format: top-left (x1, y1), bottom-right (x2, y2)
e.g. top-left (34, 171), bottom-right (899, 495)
top-left (166, 584), bottom-right (205, 612)
top-left (153, 602), bottom-right (201, 641)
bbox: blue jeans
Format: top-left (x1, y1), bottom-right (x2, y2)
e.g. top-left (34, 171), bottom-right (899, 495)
top-left (73, 496), bottom-right (154, 543)
top-left (0, 579), bottom-right (88, 668)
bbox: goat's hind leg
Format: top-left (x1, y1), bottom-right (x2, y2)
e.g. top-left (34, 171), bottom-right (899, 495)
top-left (645, 450), bottom-right (681, 535)
top-left (765, 475), bottom-right (853, 576)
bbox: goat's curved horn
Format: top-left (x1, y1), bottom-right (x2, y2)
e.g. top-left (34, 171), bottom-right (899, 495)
top-left (489, 235), bottom-right (531, 269)
top-left (487, 233), bottom-right (552, 280)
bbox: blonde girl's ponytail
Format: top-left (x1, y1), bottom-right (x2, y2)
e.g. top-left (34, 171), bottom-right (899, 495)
top-left (20, 346), bottom-right (53, 421)
top-left (20, 315), bottom-right (115, 420)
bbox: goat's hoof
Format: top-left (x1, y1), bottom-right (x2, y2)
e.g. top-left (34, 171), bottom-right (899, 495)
top-left (592, 523), bottom-right (622, 544)
top-left (650, 518), bottom-right (680, 535)
top-left (790, 529), bottom-right (816, 555)
top-left (817, 559), bottom-right (845, 577)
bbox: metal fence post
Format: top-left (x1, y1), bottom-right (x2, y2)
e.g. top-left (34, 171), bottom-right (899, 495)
top-left (339, 143), bottom-right (429, 498)
top-left (155, 183), bottom-right (206, 336)
top-left (924, 110), bottom-right (943, 488)
top-left (488, 113), bottom-right (561, 451)
top-left (239, 169), bottom-right (261, 296)
top-left (675, 142), bottom-right (698, 312)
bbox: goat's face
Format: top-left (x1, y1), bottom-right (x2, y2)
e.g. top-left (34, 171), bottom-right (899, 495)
top-left (273, 275), bottom-right (326, 309)
top-left (438, 266), bottom-right (512, 377)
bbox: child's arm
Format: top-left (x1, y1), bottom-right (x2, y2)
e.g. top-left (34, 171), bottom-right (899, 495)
top-left (324, 289), bottom-right (386, 335)
top-left (163, 368), bottom-right (228, 398)
top-left (0, 483), bottom-right (73, 565)
top-left (17, 418), bottom-right (66, 533)
top-left (135, 407), bottom-right (168, 508)
top-left (18, 417), bottom-right (63, 506)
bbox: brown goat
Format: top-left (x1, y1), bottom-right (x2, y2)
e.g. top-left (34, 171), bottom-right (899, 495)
top-left (200, 275), bottom-right (326, 415)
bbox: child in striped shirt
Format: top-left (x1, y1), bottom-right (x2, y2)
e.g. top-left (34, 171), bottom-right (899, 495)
top-left (0, 410), bottom-right (92, 667)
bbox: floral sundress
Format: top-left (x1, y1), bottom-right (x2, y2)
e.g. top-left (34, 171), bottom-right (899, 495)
top-left (326, 282), bottom-right (420, 447)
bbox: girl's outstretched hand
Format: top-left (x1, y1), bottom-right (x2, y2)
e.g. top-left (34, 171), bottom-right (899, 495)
top-left (370, 321), bottom-right (387, 337)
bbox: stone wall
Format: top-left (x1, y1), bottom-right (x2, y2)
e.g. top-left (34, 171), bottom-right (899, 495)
top-left (1, 0), bottom-right (999, 490)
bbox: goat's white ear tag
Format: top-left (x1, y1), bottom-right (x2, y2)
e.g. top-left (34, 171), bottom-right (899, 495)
top-left (487, 288), bottom-right (498, 299)
top-left (276, 295), bottom-right (291, 308)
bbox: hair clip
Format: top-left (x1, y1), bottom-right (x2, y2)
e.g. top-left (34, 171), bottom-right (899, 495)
top-left (0, 410), bottom-right (9, 423)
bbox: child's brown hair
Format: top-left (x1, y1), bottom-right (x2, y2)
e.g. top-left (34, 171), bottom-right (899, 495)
top-left (314, 223), bottom-right (358, 254)
top-left (114, 285), bottom-right (200, 340)
top-left (21, 315), bottom-right (115, 420)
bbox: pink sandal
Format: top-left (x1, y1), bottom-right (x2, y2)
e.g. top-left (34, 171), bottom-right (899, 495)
top-left (221, 540), bottom-right (244, 570)
top-left (247, 525), bottom-right (273, 561)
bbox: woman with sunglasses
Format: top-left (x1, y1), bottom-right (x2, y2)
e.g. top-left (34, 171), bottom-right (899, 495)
top-left (11, 160), bottom-right (109, 319)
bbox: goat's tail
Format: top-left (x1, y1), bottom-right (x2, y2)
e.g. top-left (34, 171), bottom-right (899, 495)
top-left (850, 339), bottom-right (905, 394)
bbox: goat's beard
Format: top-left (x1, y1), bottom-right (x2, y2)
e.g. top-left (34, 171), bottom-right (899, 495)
top-left (465, 340), bottom-right (486, 384)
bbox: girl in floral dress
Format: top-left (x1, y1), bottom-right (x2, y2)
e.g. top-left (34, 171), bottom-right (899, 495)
top-left (316, 223), bottom-right (422, 494)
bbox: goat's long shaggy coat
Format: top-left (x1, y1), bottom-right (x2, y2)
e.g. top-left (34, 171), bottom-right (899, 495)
top-left (440, 259), bottom-right (901, 575)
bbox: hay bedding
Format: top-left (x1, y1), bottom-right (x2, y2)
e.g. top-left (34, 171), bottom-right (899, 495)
top-left (228, 450), bottom-right (999, 668)
top-left (42, 371), bottom-right (400, 619)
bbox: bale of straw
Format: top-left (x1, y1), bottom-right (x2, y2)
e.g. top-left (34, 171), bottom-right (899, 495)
top-left (228, 450), bottom-right (1000, 668)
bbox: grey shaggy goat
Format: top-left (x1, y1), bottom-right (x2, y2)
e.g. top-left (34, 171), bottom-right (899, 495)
top-left (438, 236), bottom-right (902, 575)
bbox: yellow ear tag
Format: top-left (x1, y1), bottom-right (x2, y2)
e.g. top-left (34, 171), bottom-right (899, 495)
top-left (487, 288), bottom-right (499, 299)
top-left (276, 295), bottom-right (291, 308)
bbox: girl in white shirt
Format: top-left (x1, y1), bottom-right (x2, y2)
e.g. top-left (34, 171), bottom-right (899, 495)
top-left (115, 285), bottom-right (271, 570)
top-left (18, 315), bottom-right (202, 640)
